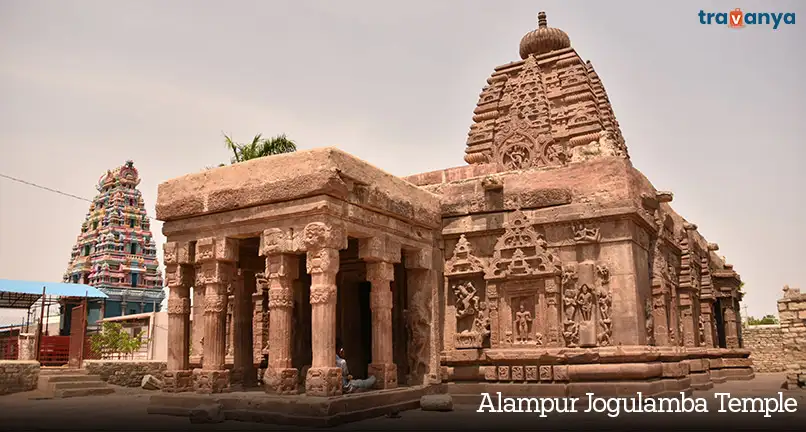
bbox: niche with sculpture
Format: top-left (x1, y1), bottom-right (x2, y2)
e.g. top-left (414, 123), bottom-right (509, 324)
top-left (484, 210), bottom-right (563, 348)
top-left (445, 235), bottom-right (491, 349)
top-left (560, 221), bottom-right (614, 348)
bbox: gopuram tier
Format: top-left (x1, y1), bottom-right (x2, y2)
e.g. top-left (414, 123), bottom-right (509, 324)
top-left (150, 11), bottom-right (751, 422)
top-left (62, 161), bottom-right (165, 331)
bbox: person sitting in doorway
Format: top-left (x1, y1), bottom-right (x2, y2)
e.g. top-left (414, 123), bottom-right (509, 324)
top-left (336, 339), bottom-right (376, 393)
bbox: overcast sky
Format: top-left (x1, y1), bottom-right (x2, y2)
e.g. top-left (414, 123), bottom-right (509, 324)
top-left (0, 0), bottom-right (803, 325)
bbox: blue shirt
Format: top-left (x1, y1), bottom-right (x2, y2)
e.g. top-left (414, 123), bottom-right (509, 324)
top-left (336, 354), bottom-right (349, 387)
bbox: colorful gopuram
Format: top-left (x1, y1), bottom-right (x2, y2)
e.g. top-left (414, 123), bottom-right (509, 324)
top-left (61, 161), bottom-right (164, 332)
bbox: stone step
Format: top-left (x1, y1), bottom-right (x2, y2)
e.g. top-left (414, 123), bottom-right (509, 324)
top-left (40, 368), bottom-right (89, 376)
top-left (50, 380), bottom-right (107, 390)
top-left (43, 374), bottom-right (102, 383)
top-left (54, 386), bottom-right (115, 399)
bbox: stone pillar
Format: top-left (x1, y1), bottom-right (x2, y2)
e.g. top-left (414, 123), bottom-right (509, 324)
top-left (366, 261), bottom-right (397, 389)
top-left (17, 334), bottom-right (37, 361)
top-left (723, 301), bottom-right (740, 348)
top-left (404, 246), bottom-right (438, 386)
top-left (234, 270), bottom-right (256, 388)
top-left (700, 300), bottom-right (715, 348)
top-left (190, 283), bottom-right (205, 365)
top-left (263, 253), bottom-right (299, 394)
top-left (360, 236), bottom-right (401, 390)
top-left (193, 237), bottom-right (237, 394)
top-left (545, 278), bottom-right (561, 347)
top-left (252, 273), bottom-right (269, 364)
top-left (679, 293), bottom-right (697, 348)
top-left (303, 221), bottom-right (346, 397)
top-left (162, 241), bottom-right (194, 393)
top-left (487, 282), bottom-right (500, 348)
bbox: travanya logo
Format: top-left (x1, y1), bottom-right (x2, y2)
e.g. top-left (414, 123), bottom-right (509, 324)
top-left (699, 8), bottom-right (796, 30)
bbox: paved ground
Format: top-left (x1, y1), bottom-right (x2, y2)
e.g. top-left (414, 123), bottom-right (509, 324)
top-left (1, 373), bottom-right (804, 431)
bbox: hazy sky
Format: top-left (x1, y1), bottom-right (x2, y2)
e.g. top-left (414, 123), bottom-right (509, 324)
top-left (0, 0), bottom-right (803, 325)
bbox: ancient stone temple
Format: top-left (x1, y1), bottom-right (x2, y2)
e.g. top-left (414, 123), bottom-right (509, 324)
top-left (62, 161), bottom-right (164, 332)
top-left (151, 11), bottom-right (751, 424)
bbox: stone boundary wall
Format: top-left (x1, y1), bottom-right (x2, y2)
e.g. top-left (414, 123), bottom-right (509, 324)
top-left (742, 324), bottom-right (786, 372)
top-left (84, 360), bottom-right (166, 387)
top-left (0, 360), bottom-right (39, 395)
top-left (778, 286), bottom-right (806, 389)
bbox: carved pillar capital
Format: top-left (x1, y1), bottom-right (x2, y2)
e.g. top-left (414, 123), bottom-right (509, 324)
top-left (366, 261), bottom-right (394, 283)
top-left (359, 236), bottom-right (401, 263)
top-left (261, 227), bottom-right (303, 255)
top-left (306, 248), bottom-right (340, 276)
top-left (164, 241), bottom-right (195, 265)
top-left (195, 237), bottom-right (238, 263)
top-left (302, 221), bottom-right (348, 252)
top-left (404, 248), bottom-right (432, 270)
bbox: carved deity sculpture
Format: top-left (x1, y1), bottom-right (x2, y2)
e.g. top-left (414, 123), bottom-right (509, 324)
top-left (572, 223), bottom-right (600, 243)
top-left (453, 281), bottom-right (480, 319)
top-left (472, 301), bottom-right (491, 338)
top-left (563, 288), bottom-right (577, 322)
top-left (698, 315), bottom-right (706, 344)
top-left (645, 299), bottom-right (655, 345)
top-left (577, 284), bottom-right (594, 321)
top-left (514, 302), bottom-right (533, 344)
top-left (597, 288), bottom-right (613, 346)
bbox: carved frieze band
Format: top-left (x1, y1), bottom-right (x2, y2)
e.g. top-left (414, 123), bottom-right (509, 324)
top-left (164, 241), bottom-right (194, 265)
top-left (165, 263), bottom-right (193, 288)
top-left (195, 237), bottom-right (238, 263)
top-left (204, 294), bottom-right (227, 314)
top-left (167, 297), bottom-right (192, 315)
top-left (268, 289), bottom-right (294, 309)
top-left (310, 285), bottom-right (336, 305)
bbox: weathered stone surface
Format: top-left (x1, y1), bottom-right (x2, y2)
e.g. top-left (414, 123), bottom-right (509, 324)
top-left (743, 324), bottom-right (786, 372)
top-left (189, 403), bottom-right (225, 424)
top-left (84, 360), bottom-right (167, 387)
top-left (0, 360), bottom-right (39, 395)
top-left (156, 147), bottom-right (441, 228)
top-left (148, 13), bottom-right (756, 425)
top-left (142, 374), bottom-right (164, 390)
top-left (420, 394), bottom-right (453, 411)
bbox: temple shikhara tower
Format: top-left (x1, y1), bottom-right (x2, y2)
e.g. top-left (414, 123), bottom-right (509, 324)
top-left (62, 161), bottom-right (164, 332)
top-left (148, 11), bottom-right (752, 426)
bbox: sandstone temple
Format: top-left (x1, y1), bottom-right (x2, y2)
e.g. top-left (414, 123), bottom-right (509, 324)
top-left (151, 11), bottom-right (751, 418)
top-left (62, 161), bottom-right (165, 333)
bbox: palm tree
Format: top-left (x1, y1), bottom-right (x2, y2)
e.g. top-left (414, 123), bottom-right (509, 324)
top-left (224, 133), bottom-right (297, 164)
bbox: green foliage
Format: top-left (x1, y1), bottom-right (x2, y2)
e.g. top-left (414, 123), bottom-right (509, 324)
top-left (224, 132), bottom-right (296, 164)
top-left (747, 314), bottom-right (779, 325)
top-left (89, 322), bottom-right (148, 359)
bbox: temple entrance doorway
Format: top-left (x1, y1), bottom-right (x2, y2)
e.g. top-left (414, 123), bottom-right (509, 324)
top-left (335, 239), bottom-right (372, 380)
top-left (714, 300), bottom-right (727, 348)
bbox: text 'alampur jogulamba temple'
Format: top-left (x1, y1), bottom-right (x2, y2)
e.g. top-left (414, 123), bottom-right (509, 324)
top-left (151, 12), bottom-right (750, 419)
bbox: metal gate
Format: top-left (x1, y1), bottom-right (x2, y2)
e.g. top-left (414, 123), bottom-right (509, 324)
top-left (67, 300), bottom-right (87, 368)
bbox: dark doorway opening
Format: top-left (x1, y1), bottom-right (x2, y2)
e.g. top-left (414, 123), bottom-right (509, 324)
top-left (714, 300), bottom-right (727, 348)
top-left (392, 260), bottom-right (410, 385)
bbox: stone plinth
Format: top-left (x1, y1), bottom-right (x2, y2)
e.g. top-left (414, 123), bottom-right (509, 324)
top-left (148, 385), bottom-right (440, 427)
top-left (193, 369), bottom-right (231, 394)
top-left (84, 360), bottom-right (168, 387)
top-left (0, 360), bottom-right (39, 395)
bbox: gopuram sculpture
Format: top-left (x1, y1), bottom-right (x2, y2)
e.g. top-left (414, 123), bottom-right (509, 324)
top-left (150, 11), bottom-right (752, 425)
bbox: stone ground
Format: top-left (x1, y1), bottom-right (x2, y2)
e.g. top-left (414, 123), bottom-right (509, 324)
top-left (1, 373), bottom-right (805, 431)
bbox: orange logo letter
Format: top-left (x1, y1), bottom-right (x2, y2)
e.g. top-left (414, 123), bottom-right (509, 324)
top-left (728, 8), bottom-right (745, 28)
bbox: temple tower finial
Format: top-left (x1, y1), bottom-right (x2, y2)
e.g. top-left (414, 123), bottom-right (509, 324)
top-left (538, 11), bottom-right (547, 29)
